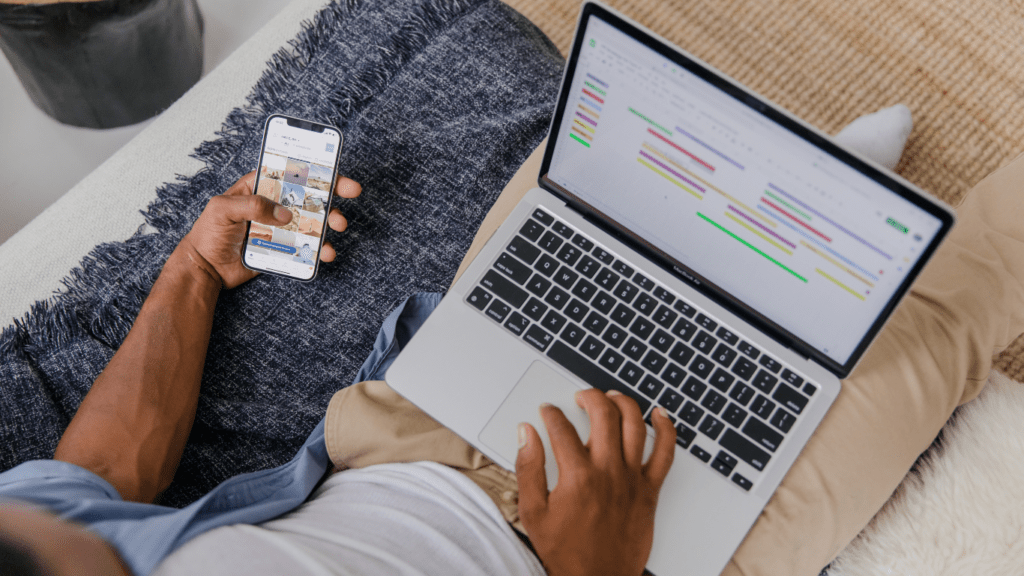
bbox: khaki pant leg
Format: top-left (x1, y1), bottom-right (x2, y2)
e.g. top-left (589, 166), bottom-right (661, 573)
top-left (724, 152), bottom-right (1024, 576)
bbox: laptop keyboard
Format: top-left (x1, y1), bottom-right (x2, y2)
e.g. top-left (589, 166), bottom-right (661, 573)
top-left (466, 207), bottom-right (818, 491)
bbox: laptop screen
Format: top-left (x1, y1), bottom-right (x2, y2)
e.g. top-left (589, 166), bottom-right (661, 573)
top-left (542, 4), bottom-right (953, 373)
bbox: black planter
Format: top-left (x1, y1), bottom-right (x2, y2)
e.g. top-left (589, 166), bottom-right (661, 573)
top-left (0, 0), bottom-right (204, 128)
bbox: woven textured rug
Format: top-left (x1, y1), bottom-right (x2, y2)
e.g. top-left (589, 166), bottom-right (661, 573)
top-left (503, 0), bottom-right (1024, 380)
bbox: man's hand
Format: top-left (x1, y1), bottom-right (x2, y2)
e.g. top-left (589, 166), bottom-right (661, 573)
top-left (180, 171), bottom-right (362, 288)
top-left (516, 389), bottom-right (676, 576)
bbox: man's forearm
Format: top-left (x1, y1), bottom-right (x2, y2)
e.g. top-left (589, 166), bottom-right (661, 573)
top-left (53, 243), bottom-right (222, 503)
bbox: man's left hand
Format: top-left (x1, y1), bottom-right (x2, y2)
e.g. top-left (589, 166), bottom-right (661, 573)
top-left (180, 171), bottom-right (362, 288)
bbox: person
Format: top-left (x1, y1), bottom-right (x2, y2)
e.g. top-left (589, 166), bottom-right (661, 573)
top-left (3, 107), bottom-right (1024, 576)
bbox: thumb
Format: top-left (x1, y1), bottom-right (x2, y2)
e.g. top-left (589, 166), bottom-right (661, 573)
top-left (209, 194), bottom-right (292, 227)
top-left (515, 422), bottom-right (549, 523)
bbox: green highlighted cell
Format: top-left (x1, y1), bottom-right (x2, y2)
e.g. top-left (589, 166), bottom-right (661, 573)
top-left (765, 190), bottom-right (812, 221)
top-left (570, 133), bottom-right (591, 148)
top-left (886, 217), bottom-right (908, 234)
top-left (697, 212), bottom-right (808, 282)
top-left (584, 81), bottom-right (607, 96)
top-left (627, 107), bottom-right (672, 135)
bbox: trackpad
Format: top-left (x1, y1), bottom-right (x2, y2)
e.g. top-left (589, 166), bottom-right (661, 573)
top-left (479, 361), bottom-right (591, 489)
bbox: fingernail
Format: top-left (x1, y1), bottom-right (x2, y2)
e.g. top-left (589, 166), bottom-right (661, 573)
top-left (656, 406), bottom-right (669, 419)
top-left (606, 390), bottom-right (622, 397)
top-left (517, 423), bottom-right (528, 448)
top-left (539, 402), bottom-right (552, 410)
top-left (274, 205), bottom-right (291, 222)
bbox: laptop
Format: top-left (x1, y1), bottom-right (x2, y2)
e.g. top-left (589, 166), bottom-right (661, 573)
top-left (387, 2), bottom-right (956, 574)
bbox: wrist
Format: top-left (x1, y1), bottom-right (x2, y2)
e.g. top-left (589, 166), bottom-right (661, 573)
top-left (173, 235), bottom-right (224, 293)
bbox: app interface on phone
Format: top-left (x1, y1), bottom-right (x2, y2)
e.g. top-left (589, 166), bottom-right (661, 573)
top-left (244, 117), bottom-right (341, 279)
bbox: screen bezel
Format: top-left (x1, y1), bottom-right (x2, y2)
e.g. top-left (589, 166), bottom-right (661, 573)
top-left (242, 114), bottom-right (343, 282)
top-left (537, 1), bottom-right (956, 378)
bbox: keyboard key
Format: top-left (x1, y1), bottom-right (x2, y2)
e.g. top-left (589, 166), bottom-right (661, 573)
top-left (641, 350), bottom-right (667, 373)
top-left (737, 341), bottom-right (760, 360)
top-left (610, 303), bottom-right (637, 327)
top-left (534, 253), bottom-right (559, 277)
top-left (481, 270), bottom-right (528, 307)
top-left (722, 403), bottom-right (748, 428)
top-left (633, 272), bottom-right (655, 291)
top-left (630, 317), bottom-right (655, 340)
top-left (547, 342), bottom-right (651, 414)
top-left (668, 342), bottom-right (695, 366)
top-left (689, 355), bottom-right (714, 379)
top-left (751, 370), bottom-right (778, 394)
top-left (595, 268), bottom-right (619, 290)
top-left (485, 299), bottom-right (511, 323)
top-left (758, 355), bottom-right (782, 373)
top-left (711, 344), bottom-right (738, 368)
top-left (695, 313), bottom-right (717, 332)
top-left (591, 291), bottom-right (615, 314)
top-left (613, 280), bottom-right (640, 303)
top-left (661, 363), bottom-right (685, 387)
top-left (556, 244), bottom-right (582, 266)
top-left (538, 230), bottom-right (563, 253)
top-left (599, 349), bottom-right (625, 372)
top-left (575, 255), bottom-right (600, 278)
top-left (690, 445), bottom-right (712, 463)
top-left (659, 389), bottom-right (685, 413)
top-left (731, 357), bottom-right (757, 381)
top-left (638, 375), bottom-right (664, 399)
top-left (671, 318), bottom-right (697, 341)
top-left (504, 312), bottom-right (530, 335)
top-left (770, 408), bottom-right (796, 433)
top-left (750, 395), bottom-right (775, 419)
top-left (781, 368), bottom-right (804, 387)
top-left (720, 429), bottom-right (770, 471)
top-left (612, 260), bottom-right (635, 277)
top-left (592, 247), bottom-right (615, 265)
top-left (564, 299), bottom-right (589, 323)
top-left (571, 279), bottom-right (597, 302)
top-left (771, 383), bottom-right (809, 414)
top-left (531, 209), bottom-right (553, 226)
top-left (699, 415), bottom-right (725, 440)
top-left (649, 329), bottom-right (674, 353)
top-left (571, 234), bottom-right (595, 251)
top-left (715, 327), bottom-right (739, 345)
top-left (602, 324), bottom-right (629, 348)
top-left (522, 297), bottom-right (548, 321)
top-left (520, 219), bottom-right (544, 241)
top-left (743, 418), bottom-right (784, 452)
top-left (652, 305), bottom-right (678, 329)
top-left (681, 376), bottom-right (707, 401)
top-left (711, 451), bottom-right (737, 476)
top-left (467, 287), bottom-right (492, 310)
top-left (553, 266), bottom-right (579, 289)
top-left (632, 293), bottom-right (657, 316)
top-left (728, 383), bottom-right (755, 406)
top-left (673, 301), bottom-right (697, 317)
top-left (653, 286), bottom-right (675, 304)
top-left (693, 330), bottom-right (717, 354)
top-left (552, 221), bottom-right (574, 238)
top-left (803, 382), bottom-right (817, 396)
top-left (525, 273), bottom-right (552, 297)
top-left (709, 368), bottom-right (735, 392)
top-left (620, 362), bottom-right (644, 386)
top-left (675, 423), bottom-right (697, 448)
top-left (622, 337), bottom-right (647, 361)
top-left (507, 236), bottom-right (541, 265)
top-left (700, 390), bottom-right (727, 415)
top-left (732, 473), bottom-right (753, 491)
top-left (561, 322), bottom-right (585, 346)
top-left (541, 310), bottom-right (567, 333)
top-left (544, 286), bottom-right (570, 310)
top-left (580, 335), bottom-right (605, 360)
top-left (679, 401), bottom-right (704, 426)
top-left (583, 311), bottom-right (609, 334)
top-left (523, 325), bottom-right (554, 351)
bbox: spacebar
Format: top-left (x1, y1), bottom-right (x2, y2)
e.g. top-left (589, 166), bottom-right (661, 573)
top-left (547, 342), bottom-right (652, 414)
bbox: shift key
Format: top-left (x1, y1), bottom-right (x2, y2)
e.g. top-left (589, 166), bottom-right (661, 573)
top-left (480, 270), bottom-right (528, 308)
top-left (719, 429), bottom-right (770, 472)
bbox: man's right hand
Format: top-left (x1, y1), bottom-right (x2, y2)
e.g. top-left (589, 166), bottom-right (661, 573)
top-left (515, 389), bottom-right (676, 576)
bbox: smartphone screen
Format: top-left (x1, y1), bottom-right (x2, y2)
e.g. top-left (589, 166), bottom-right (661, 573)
top-left (242, 115), bottom-right (343, 281)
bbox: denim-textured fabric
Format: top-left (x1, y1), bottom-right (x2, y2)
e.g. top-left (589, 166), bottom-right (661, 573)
top-left (0, 0), bottom-right (563, 508)
top-left (0, 292), bottom-right (443, 576)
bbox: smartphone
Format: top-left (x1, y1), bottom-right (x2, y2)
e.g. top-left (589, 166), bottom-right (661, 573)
top-left (242, 114), bottom-right (343, 281)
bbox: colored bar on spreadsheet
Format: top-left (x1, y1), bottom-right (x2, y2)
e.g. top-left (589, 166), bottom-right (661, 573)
top-left (674, 126), bottom-right (745, 170)
top-left (638, 150), bottom-right (706, 192)
top-left (573, 119), bottom-right (595, 133)
top-left (571, 126), bottom-right (593, 141)
top-left (580, 96), bottom-right (603, 112)
top-left (575, 111), bottom-right (598, 126)
top-left (727, 205), bottom-right (795, 249)
top-left (578, 103), bottom-right (601, 119)
top-left (637, 157), bottom-right (702, 200)
top-left (760, 197), bottom-right (832, 242)
top-left (648, 128), bottom-right (715, 172)
top-left (584, 81), bottom-right (607, 96)
top-left (800, 241), bottom-right (874, 287)
top-left (698, 212), bottom-right (807, 282)
top-left (586, 73), bottom-right (608, 88)
top-left (758, 205), bottom-right (880, 282)
top-left (768, 183), bottom-right (893, 260)
top-left (582, 88), bottom-right (605, 104)
top-left (725, 211), bottom-right (793, 256)
top-left (816, 268), bottom-right (865, 301)
top-left (570, 133), bottom-right (591, 147)
top-left (765, 190), bottom-right (812, 221)
top-left (628, 107), bottom-right (672, 135)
